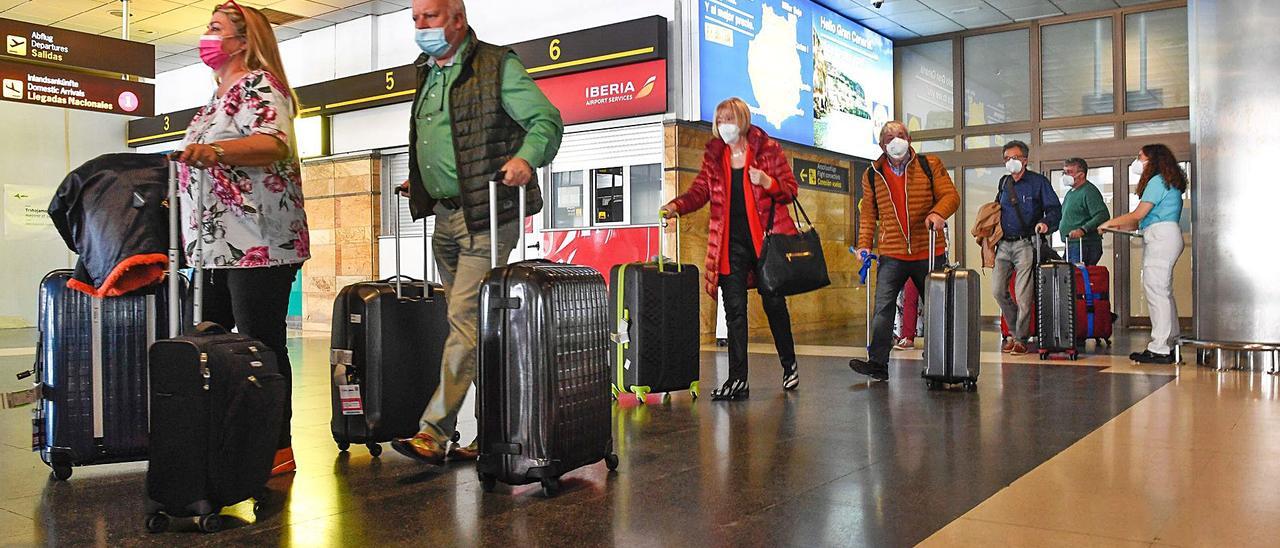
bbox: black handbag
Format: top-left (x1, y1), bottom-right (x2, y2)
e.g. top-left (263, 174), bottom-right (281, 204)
top-left (757, 196), bottom-right (831, 297)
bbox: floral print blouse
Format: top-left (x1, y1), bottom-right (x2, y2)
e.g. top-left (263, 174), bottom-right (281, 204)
top-left (178, 70), bottom-right (309, 269)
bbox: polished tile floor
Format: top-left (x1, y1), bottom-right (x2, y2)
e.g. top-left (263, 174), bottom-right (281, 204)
top-left (0, 326), bottom-right (1273, 546)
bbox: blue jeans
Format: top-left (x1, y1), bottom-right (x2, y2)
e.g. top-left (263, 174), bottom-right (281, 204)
top-left (1066, 239), bottom-right (1104, 266)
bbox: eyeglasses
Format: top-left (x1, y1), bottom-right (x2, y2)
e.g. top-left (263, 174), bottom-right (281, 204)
top-left (218, 0), bottom-right (245, 17)
top-left (1003, 155), bottom-right (1026, 162)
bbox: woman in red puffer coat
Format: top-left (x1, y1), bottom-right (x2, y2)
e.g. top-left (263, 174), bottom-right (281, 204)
top-left (660, 97), bottom-right (800, 401)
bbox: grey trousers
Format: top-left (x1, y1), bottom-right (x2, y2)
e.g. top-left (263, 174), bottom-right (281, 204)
top-left (418, 203), bottom-right (520, 440)
top-left (992, 239), bottom-right (1036, 342)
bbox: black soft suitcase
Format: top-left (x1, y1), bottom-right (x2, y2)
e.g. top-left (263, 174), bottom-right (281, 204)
top-left (330, 194), bottom-right (448, 455)
top-left (476, 180), bottom-right (618, 497)
top-left (145, 323), bottom-right (285, 533)
top-left (30, 270), bottom-right (186, 480)
top-left (143, 164), bottom-right (284, 534)
top-left (1036, 238), bottom-right (1080, 360)
top-left (607, 216), bottom-right (700, 403)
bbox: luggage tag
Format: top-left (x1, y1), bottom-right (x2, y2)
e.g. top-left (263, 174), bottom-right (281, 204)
top-left (338, 384), bottom-right (364, 416)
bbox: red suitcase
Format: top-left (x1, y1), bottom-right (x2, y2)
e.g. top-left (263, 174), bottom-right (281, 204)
top-left (1073, 264), bottom-right (1113, 345)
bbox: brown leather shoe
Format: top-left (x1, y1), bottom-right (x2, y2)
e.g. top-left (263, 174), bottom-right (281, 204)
top-left (271, 447), bottom-right (296, 476)
top-left (447, 438), bottom-right (479, 461)
top-left (1001, 339), bottom-right (1016, 353)
top-left (390, 432), bottom-right (446, 465)
top-left (1009, 341), bottom-right (1029, 355)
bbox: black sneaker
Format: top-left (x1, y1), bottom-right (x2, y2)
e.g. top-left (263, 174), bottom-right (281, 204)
top-left (711, 378), bottom-right (749, 400)
top-left (782, 362), bottom-right (799, 391)
top-left (1131, 350), bottom-right (1174, 364)
top-left (848, 358), bottom-right (889, 381)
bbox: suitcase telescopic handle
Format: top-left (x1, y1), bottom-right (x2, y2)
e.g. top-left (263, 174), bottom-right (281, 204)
top-left (167, 160), bottom-right (207, 333)
top-left (929, 223), bottom-right (950, 272)
top-left (658, 212), bottom-right (682, 273)
top-left (488, 171), bottom-right (525, 269)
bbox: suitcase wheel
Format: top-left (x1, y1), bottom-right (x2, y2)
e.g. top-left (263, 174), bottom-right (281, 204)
top-left (479, 473), bottom-right (496, 493)
top-left (1038, 352), bottom-right (1049, 361)
top-left (630, 386), bottom-right (650, 405)
top-left (336, 441), bottom-right (350, 452)
top-left (197, 513), bottom-right (222, 534)
top-left (690, 381), bottom-right (700, 400)
top-left (366, 443), bottom-right (383, 457)
top-left (540, 477), bottom-right (561, 497)
top-left (144, 513), bottom-right (169, 534)
top-left (1069, 352), bottom-right (1079, 361)
top-left (605, 453), bottom-right (619, 471)
top-left (51, 464), bottom-right (72, 481)
top-left (965, 381), bottom-right (978, 392)
top-left (925, 380), bottom-right (941, 391)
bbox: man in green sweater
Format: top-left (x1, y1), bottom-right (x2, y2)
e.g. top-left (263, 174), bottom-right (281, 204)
top-left (1059, 157), bottom-right (1111, 265)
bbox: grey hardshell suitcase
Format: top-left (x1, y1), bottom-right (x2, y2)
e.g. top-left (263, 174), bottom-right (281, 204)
top-left (1036, 237), bottom-right (1080, 360)
top-left (922, 228), bottom-right (980, 391)
top-left (476, 178), bottom-right (618, 497)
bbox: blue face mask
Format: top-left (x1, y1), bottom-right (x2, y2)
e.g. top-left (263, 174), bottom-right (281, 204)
top-left (415, 27), bottom-right (451, 57)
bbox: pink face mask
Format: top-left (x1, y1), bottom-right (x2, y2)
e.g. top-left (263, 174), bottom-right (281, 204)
top-left (199, 35), bottom-right (232, 70)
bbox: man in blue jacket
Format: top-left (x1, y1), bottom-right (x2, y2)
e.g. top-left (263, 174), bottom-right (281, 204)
top-left (994, 140), bottom-right (1061, 355)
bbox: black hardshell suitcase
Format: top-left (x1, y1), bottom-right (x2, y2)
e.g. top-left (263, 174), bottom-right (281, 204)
top-left (921, 228), bottom-right (981, 391)
top-left (143, 163), bottom-right (284, 534)
top-left (607, 216), bottom-right (700, 403)
top-left (31, 270), bottom-right (186, 481)
top-left (476, 179), bottom-right (618, 497)
top-left (1036, 238), bottom-right (1080, 360)
top-left (329, 192), bottom-right (448, 455)
top-left (145, 323), bottom-right (285, 533)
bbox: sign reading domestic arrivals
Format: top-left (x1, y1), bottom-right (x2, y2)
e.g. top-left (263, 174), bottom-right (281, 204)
top-left (0, 17), bottom-right (154, 78)
top-left (0, 59), bottom-right (153, 117)
top-left (534, 59), bottom-right (666, 125)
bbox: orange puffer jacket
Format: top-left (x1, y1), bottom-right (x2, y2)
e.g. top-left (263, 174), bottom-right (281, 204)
top-left (856, 152), bottom-right (960, 259)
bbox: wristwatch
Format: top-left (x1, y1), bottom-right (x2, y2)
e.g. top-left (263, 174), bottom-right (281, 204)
top-left (209, 143), bottom-right (225, 164)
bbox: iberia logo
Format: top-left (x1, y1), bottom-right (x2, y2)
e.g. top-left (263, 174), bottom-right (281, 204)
top-left (584, 74), bottom-right (657, 106)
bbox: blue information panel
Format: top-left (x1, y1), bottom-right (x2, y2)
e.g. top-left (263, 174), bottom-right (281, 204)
top-left (698, 0), bottom-right (893, 159)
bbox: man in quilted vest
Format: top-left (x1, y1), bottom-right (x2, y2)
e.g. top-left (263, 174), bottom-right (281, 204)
top-left (848, 121), bottom-right (960, 382)
top-left (392, 0), bottom-right (563, 465)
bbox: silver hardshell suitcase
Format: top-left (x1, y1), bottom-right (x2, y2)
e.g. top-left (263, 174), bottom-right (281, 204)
top-left (922, 228), bottom-right (980, 391)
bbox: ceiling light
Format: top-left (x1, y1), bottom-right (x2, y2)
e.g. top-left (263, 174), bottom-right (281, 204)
top-left (107, 9), bottom-right (133, 17)
top-left (952, 6), bottom-right (981, 15)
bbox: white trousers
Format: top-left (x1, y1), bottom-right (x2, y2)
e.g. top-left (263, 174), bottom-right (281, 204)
top-left (1142, 221), bottom-right (1184, 354)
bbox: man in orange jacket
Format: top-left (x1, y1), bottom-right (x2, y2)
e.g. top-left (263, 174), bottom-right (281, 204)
top-left (849, 121), bottom-right (960, 381)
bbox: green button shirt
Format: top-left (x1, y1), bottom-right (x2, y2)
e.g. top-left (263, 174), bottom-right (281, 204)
top-left (414, 38), bottom-right (564, 199)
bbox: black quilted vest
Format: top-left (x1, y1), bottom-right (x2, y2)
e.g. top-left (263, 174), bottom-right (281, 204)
top-left (407, 30), bottom-right (544, 233)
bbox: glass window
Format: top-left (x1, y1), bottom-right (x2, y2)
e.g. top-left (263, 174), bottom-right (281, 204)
top-left (963, 132), bottom-right (1031, 151)
top-left (1042, 18), bottom-right (1114, 118)
top-left (550, 170), bottom-right (586, 229)
top-left (593, 166), bottom-right (624, 224)
top-left (1125, 8), bottom-right (1189, 112)
top-left (1126, 119), bottom-right (1190, 137)
top-left (916, 138), bottom-right (955, 153)
top-left (963, 166), bottom-right (1004, 316)
top-left (900, 40), bottom-right (954, 131)
top-left (1042, 125), bottom-right (1116, 143)
top-left (964, 30), bottom-right (1030, 126)
top-left (629, 163), bottom-right (662, 225)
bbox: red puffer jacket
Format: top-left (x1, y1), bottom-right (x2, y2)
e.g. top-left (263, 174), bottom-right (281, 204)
top-left (666, 126), bottom-right (799, 296)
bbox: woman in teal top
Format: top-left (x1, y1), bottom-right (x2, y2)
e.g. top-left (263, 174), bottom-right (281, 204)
top-left (1101, 144), bottom-right (1188, 364)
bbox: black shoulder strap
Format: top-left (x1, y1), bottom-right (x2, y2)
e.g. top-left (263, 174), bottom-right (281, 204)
top-left (916, 154), bottom-right (934, 185)
top-left (865, 167), bottom-right (878, 213)
top-left (1000, 175), bottom-right (1032, 234)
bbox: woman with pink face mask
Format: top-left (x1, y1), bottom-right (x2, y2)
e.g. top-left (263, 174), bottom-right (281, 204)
top-left (174, 0), bottom-right (308, 476)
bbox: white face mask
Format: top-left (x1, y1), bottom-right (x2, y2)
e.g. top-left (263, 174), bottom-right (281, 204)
top-left (1061, 174), bottom-right (1077, 187)
top-left (1130, 158), bottom-right (1146, 177)
top-left (718, 123), bottom-right (740, 145)
top-left (885, 137), bottom-right (910, 160)
top-left (1005, 158), bottom-right (1024, 175)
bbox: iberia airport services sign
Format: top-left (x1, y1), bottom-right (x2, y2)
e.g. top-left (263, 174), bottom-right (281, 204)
top-left (0, 59), bottom-right (152, 117)
top-left (534, 59), bottom-right (666, 125)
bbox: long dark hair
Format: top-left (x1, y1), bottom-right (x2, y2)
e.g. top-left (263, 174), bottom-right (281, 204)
top-left (1135, 144), bottom-right (1188, 197)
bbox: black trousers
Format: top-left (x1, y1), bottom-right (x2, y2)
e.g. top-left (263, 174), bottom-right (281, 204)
top-left (202, 264), bottom-right (299, 449)
top-left (719, 239), bottom-right (797, 382)
top-left (868, 255), bottom-right (945, 366)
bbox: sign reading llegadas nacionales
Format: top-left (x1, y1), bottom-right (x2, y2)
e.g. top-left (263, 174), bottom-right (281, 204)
top-left (793, 158), bottom-right (849, 194)
top-left (0, 59), bottom-right (153, 117)
top-left (0, 17), bottom-right (154, 78)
